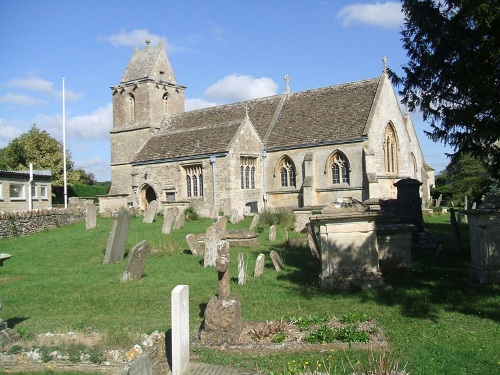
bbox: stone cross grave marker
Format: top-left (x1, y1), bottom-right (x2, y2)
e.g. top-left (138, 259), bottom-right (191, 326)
top-left (238, 252), bottom-right (245, 285)
top-left (162, 207), bottom-right (178, 234)
top-left (204, 224), bottom-right (224, 267)
top-left (270, 250), bottom-right (285, 271)
top-left (143, 200), bottom-right (158, 223)
top-left (85, 202), bottom-right (97, 230)
top-left (269, 224), bottom-right (277, 241)
top-left (104, 208), bottom-right (131, 264)
top-left (249, 214), bottom-right (260, 230)
top-left (215, 241), bottom-right (231, 299)
top-left (254, 253), bottom-right (265, 277)
top-left (121, 240), bottom-right (151, 282)
top-left (186, 234), bottom-right (202, 256)
top-left (171, 285), bottom-right (190, 375)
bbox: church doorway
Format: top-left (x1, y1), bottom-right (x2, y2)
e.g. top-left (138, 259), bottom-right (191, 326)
top-left (139, 184), bottom-right (157, 210)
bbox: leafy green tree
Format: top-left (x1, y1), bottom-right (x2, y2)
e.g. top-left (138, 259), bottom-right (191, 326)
top-left (390, 0), bottom-right (500, 177)
top-left (432, 154), bottom-right (489, 205)
top-left (1, 124), bottom-right (78, 187)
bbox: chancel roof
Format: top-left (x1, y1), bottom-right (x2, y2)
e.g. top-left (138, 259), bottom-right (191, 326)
top-left (133, 77), bottom-right (381, 164)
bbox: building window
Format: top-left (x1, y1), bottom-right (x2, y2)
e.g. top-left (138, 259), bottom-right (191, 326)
top-left (10, 183), bottom-right (25, 200)
top-left (40, 185), bottom-right (48, 199)
top-left (31, 184), bottom-right (38, 199)
top-left (330, 151), bottom-right (350, 185)
top-left (166, 192), bottom-right (175, 202)
top-left (384, 124), bottom-right (398, 173)
top-left (278, 156), bottom-right (296, 188)
top-left (162, 92), bottom-right (168, 114)
top-left (128, 93), bottom-right (135, 122)
top-left (184, 164), bottom-right (204, 198)
top-left (240, 157), bottom-right (257, 189)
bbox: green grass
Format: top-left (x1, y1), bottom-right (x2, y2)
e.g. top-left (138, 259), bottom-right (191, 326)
top-left (1, 212), bottom-right (499, 374)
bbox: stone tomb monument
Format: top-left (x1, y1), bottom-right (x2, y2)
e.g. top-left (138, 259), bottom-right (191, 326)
top-left (309, 198), bottom-right (383, 289)
top-left (121, 240), bottom-right (151, 282)
top-left (201, 241), bottom-right (243, 345)
top-left (465, 196), bottom-right (500, 284)
top-left (104, 208), bottom-right (131, 264)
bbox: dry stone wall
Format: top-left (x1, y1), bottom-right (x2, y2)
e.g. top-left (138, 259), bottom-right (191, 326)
top-left (0, 208), bottom-right (86, 239)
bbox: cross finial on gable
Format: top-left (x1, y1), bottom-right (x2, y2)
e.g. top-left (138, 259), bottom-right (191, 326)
top-left (284, 73), bottom-right (291, 93)
top-left (382, 56), bottom-right (387, 73)
top-left (244, 104), bottom-right (249, 118)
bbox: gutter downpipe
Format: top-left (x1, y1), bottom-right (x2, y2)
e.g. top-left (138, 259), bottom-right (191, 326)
top-left (262, 151), bottom-right (267, 210)
top-left (28, 163), bottom-right (33, 211)
top-left (210, 156), bottom-right (217, 216)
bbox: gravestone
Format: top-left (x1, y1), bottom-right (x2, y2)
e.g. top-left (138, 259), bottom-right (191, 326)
top-left (238, 252), bottom-right (245, 285)
top-left (436, 193), bottom-right (443, 207)
top-left (171, 285), bottom-right (189, 375)
top-left (464, 196), bottom-right (469, 210)
top-left (121, 240), bottom-right (151, 282)
top-left (104, 208), bottom-right (131, 264)
top-left (214, 216), bottom-right (227, 231)
top-left (186, 234), bottom-right (202, 256)
top-left (173, 209), bottom-right (185, 230)
top-left (85, 202), bottom-right (97, 230)
top-left (204, 224), bottom-right (224, 267)
top-left (201, 244), bottom-right (242, 345)
top-left (269, 225), bottom-right (277, 241)
top-left (122, 354), bottom-right (152, 375)
top-left (254, 253), bottom-right (265, 277)
top-left (230, 209), bottom-right (240, 224)
top-left (143, 200), bottom-right (158, 223)
top-left (270, 250), bottom-right (285, 271)
top-left (249, 214), bottom-right (260, 230)
top-left (162, 207), bottom-right (177, 234)
top-left (394, 178), bottom-right (425, 235)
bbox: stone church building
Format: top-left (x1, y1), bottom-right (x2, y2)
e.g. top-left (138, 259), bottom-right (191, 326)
top-left (109, 41), bottom-right (434, 216)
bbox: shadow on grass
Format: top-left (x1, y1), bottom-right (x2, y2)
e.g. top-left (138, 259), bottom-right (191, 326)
top-left (269, 222), bottom-right (500, 324)
top-left (5, 316), bottom-right (29, 328)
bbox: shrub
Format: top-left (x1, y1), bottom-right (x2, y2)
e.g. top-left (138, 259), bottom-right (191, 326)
top-left (258, 208), bottom-right (295, 231)
top-left (184, 206), bottom-right (199, 221)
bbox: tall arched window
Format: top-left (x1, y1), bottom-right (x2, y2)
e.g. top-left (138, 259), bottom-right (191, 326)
top-left (330, 151), bottom-right (350, 185)
top-left (162, 92), bottom-right (168, 114)
top-left (186, 175), bottom-right (192, 197)
top-left (128, 93), bottom-right (135, 122)
top-left (251, 166), bottom-right (255, 189)
top-left (384, 125), bottom-right (398, 173)
top-left (245, 166), bottom-right (250, 189)
top-left (240, 157), bottom-right (257, 190)
top-left (184, 165), bottom-right (204, 198)
top-left (278, 156), bottom-right (296, 188)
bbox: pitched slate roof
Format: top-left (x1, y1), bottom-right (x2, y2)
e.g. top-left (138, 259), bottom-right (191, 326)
top-left (133, 77), bottom-right (381, 164)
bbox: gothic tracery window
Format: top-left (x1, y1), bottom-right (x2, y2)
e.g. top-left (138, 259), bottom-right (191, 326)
top-left (384, 125), bottom-right (398, 173)
top-left (278, 156), bottom-right (296, 188)
top-left (184, 165), bottom-right (203, 198)
top-left (330, 151), bottom-right (350, 185)
top-left (240, 157), bottom-right (257, 189)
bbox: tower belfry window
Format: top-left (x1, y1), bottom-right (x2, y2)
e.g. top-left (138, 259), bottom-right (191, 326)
top-left (162, 92), bottom-right (168, 114)
top-left (128, 93), bottom-right (135, 122)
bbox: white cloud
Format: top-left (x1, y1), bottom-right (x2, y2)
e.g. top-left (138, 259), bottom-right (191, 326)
top-left (67, 103), bottom-right (113, 140)
top-left (185, 98), bottom-right (218, 111)
top-left (3, 77), bottom-right (83, 101)
top-left (337, 2), bottom-right (403, 28)
top-left (0, 93), bottom-right (47, 106)
top-left (103, 29), bottom-right (165, 48)
top-left (208, 21), bottom-right (226, 43)
top-left (0, 119), bottom-right (24, 147)
top-left (204, 74), bottom-right (278, 103)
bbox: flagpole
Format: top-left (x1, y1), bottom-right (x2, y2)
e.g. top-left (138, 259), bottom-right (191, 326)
top-left (62, 78), bottom-right (68, 209)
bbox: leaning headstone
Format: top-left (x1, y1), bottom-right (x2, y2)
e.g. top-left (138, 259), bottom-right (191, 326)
top-left (143, 200), bottom-right (158, 223)
top-left (254, 253), bottom-right (265, 277)
top-left (104, 208), bottom-right (131, 264)
top-left (249, 214), bottom-right (260, 230)
top-left (436, 193), bottom-right (443, 207)
top-left (171, 285), bottom-right (190, 375)
top-left (186, 234), bottom-right (202, 256)
top-left (270, 250), bottom-right (285, 271)
top-left (173, 209), bottom-right (185, 230)
top-left (162, 207), bottom-right (177, 234)
top-left (122, 354), bottom-right (152, 375)
top-left (85, 202), bottom-right (97, 230)
top-left (121, 240), bottom-right (151, 282)
top-left (269, 225), bottom-right (277, 241)
top-left (238, 252), bottom-right (245, 285)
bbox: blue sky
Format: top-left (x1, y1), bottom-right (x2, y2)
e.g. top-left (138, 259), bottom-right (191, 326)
top-left (0, 0), bottom-right (452, 182)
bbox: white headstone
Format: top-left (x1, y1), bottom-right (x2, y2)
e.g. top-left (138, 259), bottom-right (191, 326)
top-left (171, 285), bottom-right (189, 375)
top-left (85, 202), bottom-right (97, 230)
top-left (254, 253), bottom-right (265, 277)
top-left (269, 225), bottom-right (277, 241)
top-left (238, 252), bottom-right (245, 285)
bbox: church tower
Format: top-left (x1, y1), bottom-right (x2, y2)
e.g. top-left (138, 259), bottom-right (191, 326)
top-left (109, 40), bottom-right (185, 196)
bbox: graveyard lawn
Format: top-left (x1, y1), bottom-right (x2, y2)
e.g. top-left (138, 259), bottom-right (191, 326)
top-left (0, 213), bottom-right (499, 375)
